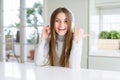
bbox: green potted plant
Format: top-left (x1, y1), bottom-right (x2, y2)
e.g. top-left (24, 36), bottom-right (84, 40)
top-left (109, 30), bottom-right (120, 39)
top-left (98, 30), bottom-right (120, 50)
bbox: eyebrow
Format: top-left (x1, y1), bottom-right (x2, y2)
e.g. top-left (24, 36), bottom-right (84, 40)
top-left (55, 18), bottom-right (67, 20)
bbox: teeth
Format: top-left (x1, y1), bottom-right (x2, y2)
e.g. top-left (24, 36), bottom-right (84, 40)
top-left (59, 28), bottom-right (65, 30)
top-left (60, 29), bottom-right (64, 30)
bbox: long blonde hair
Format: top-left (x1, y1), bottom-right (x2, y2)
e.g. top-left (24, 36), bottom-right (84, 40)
top-left (48, 7), bottom-right (73, 67)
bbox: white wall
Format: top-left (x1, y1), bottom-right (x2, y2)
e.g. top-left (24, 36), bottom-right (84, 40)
top-left (43, 0), bottom-right (89, 68)
top-left (89, 0), bottom-right (100, 51)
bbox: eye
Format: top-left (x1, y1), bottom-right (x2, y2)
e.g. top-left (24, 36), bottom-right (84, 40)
top-left (64, 18), bottom-right (68, 23)
top-left (64, 20), bottom-right (67, 23)
top-left (55, 19), bottom-right (60, 22)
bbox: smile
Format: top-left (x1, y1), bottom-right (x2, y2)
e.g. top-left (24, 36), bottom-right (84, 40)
top-left (58, 28), bottom-right (66, 31)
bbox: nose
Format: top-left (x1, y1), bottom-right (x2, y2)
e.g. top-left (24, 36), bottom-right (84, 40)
top-left (60, 21), bottom-right (65, 27)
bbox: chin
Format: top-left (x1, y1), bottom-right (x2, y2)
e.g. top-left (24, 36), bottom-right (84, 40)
top-left (57, 32), bottom-right (65, 36)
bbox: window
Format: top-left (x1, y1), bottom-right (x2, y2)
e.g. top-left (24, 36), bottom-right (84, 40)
top-left (100, 8), bottom-right (120, 31)
top-left (3, 0), bottom-right (43, 62)
top-left (89, 8), bottom-right (120, 52)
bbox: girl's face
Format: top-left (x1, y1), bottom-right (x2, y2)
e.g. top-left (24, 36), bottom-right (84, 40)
top-left (54, 12), bottom-right (68, 36)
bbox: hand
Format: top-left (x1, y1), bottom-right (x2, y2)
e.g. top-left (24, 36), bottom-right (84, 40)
top-left (40, 25), bottom-right (51, 40)
top-left (73, 28), bottom-right (88, 42)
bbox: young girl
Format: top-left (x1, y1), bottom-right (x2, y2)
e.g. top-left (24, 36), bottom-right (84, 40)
top-left (34, 7), bottom-right (87, 69)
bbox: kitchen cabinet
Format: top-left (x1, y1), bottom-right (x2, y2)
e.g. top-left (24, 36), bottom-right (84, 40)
top-left (89, 50), bottom-right (120, 71)
top-left (96, 0), bottom-right (120, 8)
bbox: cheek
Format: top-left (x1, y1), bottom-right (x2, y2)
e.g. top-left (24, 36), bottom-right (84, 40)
top-left (54, 25), bottom-right (59, 33)
top-left (66, 25), bottom-right (68, 29)
top-left (54, 23), bottom-right (59, 30)
top-left (54, 22), bottom-right (59, 27)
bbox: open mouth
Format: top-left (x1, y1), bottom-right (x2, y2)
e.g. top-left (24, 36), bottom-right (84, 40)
top-left (58, 28), bottom-right (66, 31)
top-left (57, 28), bottom-right (67, 35)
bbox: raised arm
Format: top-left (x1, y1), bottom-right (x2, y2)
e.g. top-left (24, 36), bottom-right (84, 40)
top-left (34, 26), bottom-right (51, 66)
top-left (69, 28), bottom-right (88, 69)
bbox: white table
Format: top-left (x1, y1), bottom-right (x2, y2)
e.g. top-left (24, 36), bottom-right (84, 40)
top-left (0, 62), bottom-right (120, 80)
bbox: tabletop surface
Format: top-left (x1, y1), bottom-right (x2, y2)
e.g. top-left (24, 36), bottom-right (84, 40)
top-left (0, 62), bottom-right (120, 80)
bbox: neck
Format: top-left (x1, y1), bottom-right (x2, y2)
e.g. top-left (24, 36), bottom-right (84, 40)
top-left (57, 35), bottom-right (65, 41)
